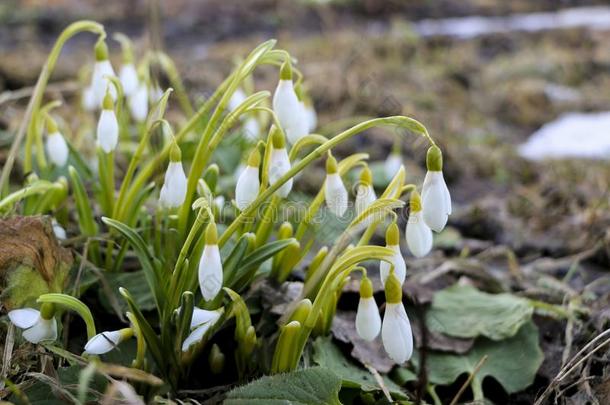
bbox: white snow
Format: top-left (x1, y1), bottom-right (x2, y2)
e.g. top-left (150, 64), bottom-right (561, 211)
top-left (518, 112), bottom-right (610, 160)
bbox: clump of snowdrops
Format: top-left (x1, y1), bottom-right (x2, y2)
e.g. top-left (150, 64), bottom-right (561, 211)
top-left (0, 21), bottom-right (451, 393)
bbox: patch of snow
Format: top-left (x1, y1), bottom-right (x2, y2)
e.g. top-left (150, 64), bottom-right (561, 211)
top-left (519, 112), bottom-right (610, 160)
top-left (415, 6), bottom-right (610, 39)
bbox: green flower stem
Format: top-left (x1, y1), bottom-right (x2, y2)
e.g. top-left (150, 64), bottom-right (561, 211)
top-left (219, 116), bottom-right (433, 247)
top-left (37, 293), bottom-right (97, 339)
top-left (529, 299), bottom-right (570, 319)
top-left (97, 148), bottom-right (115, 216)
top-left (126, 311), bottom-right (146, 369)
top-left (0, 21), bottom-right (105, 196)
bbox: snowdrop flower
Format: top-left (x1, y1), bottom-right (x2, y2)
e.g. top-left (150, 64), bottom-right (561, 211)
top-left (182, 307), bottom-right (223, 351)
top-left (228, 88), bottom-right (247, 112)
top-left (90, 40), bottom-right (117, 108)
top-left (45, 118), bottom-right (69, 167)
top-left (84, 328), bottom-right (133, 355)
top-left (379, 223), bottom-right (406, 286)
top-left (96, 91), bottom-right (119, 153)
top-left (243, 116), bottom-right (260, 142)
top-left (129, 82), bottom-right (148, 123)
top-left (384, 143), bottom-right (402, 181)
top-left (302, 100), bottom-right (317, 132)
top-left (382, 272), bottom-right (413, 363)
top-left (119, 63), bottom-right (138, 97)
top-left (324, 153), bottom-right (348, 216)
top-left (272, 60), bottom-right (308, 144)
top-left (8, 304), bottom-right (57, 344)
top-left (355, 166), bottom-right (377, 220)
top-left (406, 191), bottom-right (433, 257)
top-left (52, 219), bottom-right (67, 240)
top-left (159, 142), bottom-right (187, 208)
top-left (269, 128), bottom-right (293, 198)
top-left (422, 145), bottom-right (452, 232)
top-left (355, 276), bottom-right (381, 341)
top-left (235, 148), bottom-right (261, 211)
top-left (198, 222), bottom-right (223, 301)
top-left (82, 85), bottom-right (96, 111)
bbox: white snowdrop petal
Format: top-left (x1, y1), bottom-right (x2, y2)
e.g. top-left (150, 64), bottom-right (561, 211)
top-left (129, 85), bottom-right (149, 122)
top-left (119, 64), bottom-right (139, 96)
top-left (243, 117), bottom-right (260, 141)
top-left (269, 148), bottom-right (293, 198)
top-left (198, 245), bottom-right (223, 301)
top-left (356, 297), bottom-right (381, 341)
top-left (379, 245), bottom-right (407, 286)
top-left (22, 317), bottom-right (57, 344)
top-left (97, 109), bottom-right (119, 153)
top-left (272, 80), bottom-right (308, 144)
top-left (91, 60), bottom-right (117, 108)
top-left (84, 330), bottom-right (122, 354)
top-left (303, 102), bottom-right (317, 132)
top-left (159, 162), bottom-right (187, 208)
top-left (422, 171), bottom-right (451, 232)
top-left (8, 308), bottom-right (40, 329)
top-left (355, 185), bottom-right (377, 226)
top-left (46, 132), bottom-right (69, 166)
top-left (384, 154), bottom-right (402, 180)
top-left (325, 173), bottom-right (348, 216)
top-left (382, 303), bottom-right (413, 364)
top-left (52, 221), bottom-right (67, 240)
top-left (406, 212), bottom-right (433, 257)
top-left (229, 88), bottom-right (247, 112)
top-left (235, 166), bottom-right (260, 211)
top-left (191, 308), bottom-right (223, 328)
top-left (181, 322), bottom-right (214, 352)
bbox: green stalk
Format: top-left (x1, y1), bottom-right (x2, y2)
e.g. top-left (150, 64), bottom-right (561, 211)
top-left (1, 21), bottom-right (105, 196)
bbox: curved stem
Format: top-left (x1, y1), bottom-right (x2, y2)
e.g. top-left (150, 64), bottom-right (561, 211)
top-left (219, 116), bottom-right (433, 247)
top-left (1, 20), bottom-right (104, 196)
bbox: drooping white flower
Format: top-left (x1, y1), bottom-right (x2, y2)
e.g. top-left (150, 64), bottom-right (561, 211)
top-left (272, 61), bottom-right (308, 144)
top-left (119, 63), bottom-right (139, 97)
top-left (8, 306), bottom-right (57, 344)
top-left (355, 277), bottom-right (381, 341)
top-left (198, 222), bottom-right (223, 301)
top-left (406, 191), bottom-right (433, 258)
top-left (182, 307), bottom-right (223, 351)
top-left (381, 272), bottom-right (413, 363)
top-left (228, 88), bottom-right (247, 112)
top-left (324, 153), bottom-right (348, 216)
top-left (422, 146), bottom-right (451, 232)
top-left (159, 143), bottom-right (187, 208)
top-left (82, 85), bottom-right (96, 111)
top-left (129, 83), bottom-right (149, 123)
top-left (90, 41), bottom-right (117, 108)
top-left (379, 223), bottom-right (406, 286)
top-left (52, 219), bottom-right (67, 240)
top-left (84, 328), bottom-right (133, 355)
top-left (269, 129), bottom-right (293, 198)
top-left (235, 148), bottom-right (260, 211)
top-left (355, 166), bottom-right (377, 220)
top-left (96, 92), bottom-right (119, 153)
top-left (45, 118), bottom-right (69, 167)
top-left (302, 101), bottom-right (317, 132)
top-left (384, 147), bottom-right (402, 181)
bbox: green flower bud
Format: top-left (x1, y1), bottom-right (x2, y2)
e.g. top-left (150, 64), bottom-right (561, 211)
top-left (280, 59), bottom-right (293, 81)
top-left (410, 190), bottom-right (422, 213)
top-left (40, 302), bottom-right (56, 320)
top-left (384, 271), bottom-right (402, 304)
top-left (385, 222), bottom-right (400, 246)
top-left (205, 222), bottom-right (218, 245)
top-left (169, 141), bottom-right (182, 162)
top-left (290, 299), bottom-right (312, 324)
top-left (426, 145), bottom-right (443, 171)
top-left (95, 40), bottom-right (109, 62)
top-left (359, 276), bottom-right (373, 299)
top-left (242, 325), bottom-right (257, 356)
top-left (278, 222), bottom-right (293, 240)
top-left (247, 148), bottom-right (261, 167)
top-left (102, 91), bottom-right (114, 110)
top-left (271, 126), bottom-right (286, 149)
top-left (208, 344), bottom-right (225, 374)
top-left (46, 117), bottom-right (59, 134)
top-left (326, 152), bottom-right (338, 174)
top-left (360, 166), bottom-right (372, 186)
